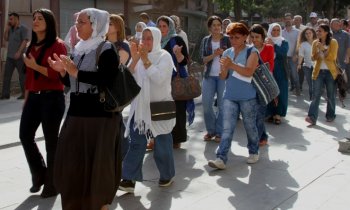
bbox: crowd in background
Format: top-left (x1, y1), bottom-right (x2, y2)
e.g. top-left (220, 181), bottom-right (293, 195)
top-left (2, 7), bottom-right (350, 210)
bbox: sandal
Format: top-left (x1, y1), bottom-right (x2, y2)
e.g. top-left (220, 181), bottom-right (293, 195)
top-left (214, 136), bottom-right (221, 143)
top-left (273, 115), bottom-right (281, 125)
top-left (305, 116), bottom-right (316, 126)
top-left (146, 139), bottom-right (154, 150)
top-left (267, 116), bottom-right (274, 123)
top-left (204, 133), bottom-right (215, 141)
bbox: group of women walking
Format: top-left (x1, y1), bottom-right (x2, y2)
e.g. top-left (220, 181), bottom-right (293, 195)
top-left (204, 16), bottom-right (339, 169)
top-left (17, 6), bottom-right (340, 210)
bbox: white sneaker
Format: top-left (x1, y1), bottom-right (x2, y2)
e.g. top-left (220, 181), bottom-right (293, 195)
top-left (208, 158), bottom-right (226, 169)
top-left (247, 154), bottom-right (259, 164)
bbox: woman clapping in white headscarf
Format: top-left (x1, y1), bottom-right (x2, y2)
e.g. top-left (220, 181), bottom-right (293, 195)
top-left (49, 8), bottom-right (122, 210)
top-left (119, 27), bottom-right (176, 193)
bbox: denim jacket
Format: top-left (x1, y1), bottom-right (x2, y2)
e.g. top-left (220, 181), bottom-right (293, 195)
top-left (199, 34), bottom-right (231, 78)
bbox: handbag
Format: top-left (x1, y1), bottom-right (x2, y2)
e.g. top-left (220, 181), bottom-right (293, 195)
top-left (247, 47), bottom-right (280, 105)
top-left (150, 101), bottom-right (176, 121)
top-left (335, 61), bottom-right (347, 104)
top-left (168, 37), bottom-right (201, 101)
top-left (96, 41), bottom-right (141, 112)
top-left (171, 65), bottom-right (201, 101)
top-left (335, 60), bottom-right (348, 83)
top-left (252, 62), bottom-right (280, 105)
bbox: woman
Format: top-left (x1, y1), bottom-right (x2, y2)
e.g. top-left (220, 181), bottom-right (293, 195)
top-left (106, 14), bottom-right (131, 65)
top-left (119, 27), bottom-right (176, 193)
top-left (266, 23), bottom-right (289, 125)
top-left (297, 27), bottom-right (317, 100)
top-left (49, 8), bottom-right (121, 210)
top-left (305, 24), bottom-right (338, 126)
top-left (129, 22), bottom-right (147, 45)
top-left (106, 14), bottom-right (131, 160)
top-left (157, 15), bottom-right (192, 149)
top-left (249, 24), bottom-right (275, 146)
top-left (20, 8), bottom-right (66, 198)
top-left (200, 15), bottom-right (230, 142)
top-left (208, 22), bottom-right (260, 169)
top-left (222, 19), bottom-right (231, 35)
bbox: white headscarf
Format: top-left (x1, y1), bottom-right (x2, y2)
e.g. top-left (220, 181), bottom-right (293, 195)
top-left (134, 22), bottom-right (147, 40)
top-left (74, 8), bottom-right (109, 56)
top-left (127, 27), bottom-right (172, 137)
top-left (267, 23), bottom-right (284, 46)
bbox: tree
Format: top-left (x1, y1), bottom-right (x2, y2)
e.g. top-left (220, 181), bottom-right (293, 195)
top-left (212, 0), bottom-right (350, 22)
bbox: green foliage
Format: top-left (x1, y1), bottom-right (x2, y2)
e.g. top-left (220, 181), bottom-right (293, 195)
top-left (212, 0), bottom-right (234, 13)
top-left (212, 0), bottom-right (349, 21)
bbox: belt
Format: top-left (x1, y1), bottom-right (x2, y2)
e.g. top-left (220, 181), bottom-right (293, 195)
top-left (30, 90), bottom-right (63, 94)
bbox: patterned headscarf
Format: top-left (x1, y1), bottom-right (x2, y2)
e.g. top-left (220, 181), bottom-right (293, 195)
top-left (156, 15), bottom-right (176, 48)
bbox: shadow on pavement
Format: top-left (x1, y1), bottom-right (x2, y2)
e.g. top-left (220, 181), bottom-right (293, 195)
top-left (14, 195), bottom-right (57, 210)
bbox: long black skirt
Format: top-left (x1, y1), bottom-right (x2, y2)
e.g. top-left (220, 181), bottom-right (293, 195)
top-left (54, 113), bottom-right (122, 210)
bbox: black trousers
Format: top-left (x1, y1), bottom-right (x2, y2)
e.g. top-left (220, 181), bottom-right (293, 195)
top-left (19, 91), bottom-right (65, 188)
top-left (172, 100), bottom-right (187, 144)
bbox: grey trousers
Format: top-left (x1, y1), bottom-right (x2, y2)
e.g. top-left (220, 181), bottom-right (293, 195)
top-left (1, 57), bottom-right (25, 97)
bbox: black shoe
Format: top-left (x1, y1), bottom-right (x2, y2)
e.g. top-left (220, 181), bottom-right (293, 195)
top-left (40, 185), bottom-right (58, 198)
top-left (119, 180), bottom-right (135, 193)
top-left (30, 174), bottom-right (45, 193)
top-left (289, 87), bottom-right (294, 92)
top-left (159, 178), bottom-right (173, 187)
top-left (17, 94), bottom-right (24, 99)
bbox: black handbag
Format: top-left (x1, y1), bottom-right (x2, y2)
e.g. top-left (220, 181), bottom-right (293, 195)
top-left (96, 41), bottom-right (141, 112)
top-left (150, 101), bottom-right (176, 121)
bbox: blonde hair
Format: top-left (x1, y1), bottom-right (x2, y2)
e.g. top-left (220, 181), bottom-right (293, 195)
top-left (108, 14), bottom-right (126, 41)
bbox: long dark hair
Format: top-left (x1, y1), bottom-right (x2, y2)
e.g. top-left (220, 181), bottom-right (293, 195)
top-left (26, 8), bottom-right (57, 79)
top-left (27, 8), bottom-right (57, 54)
top-left (318, 24), bottom-right (332, 46)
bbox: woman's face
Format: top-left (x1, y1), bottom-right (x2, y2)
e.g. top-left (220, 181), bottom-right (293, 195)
top-left (75, 12), bottom-right (93, 40)
top-left (228, 33), bottom-right (247, 48)
top-left (142, 30), bottom-right (153, 52)
top-left (157, 20), bottom-right (169, 37)
top-left (222, 20), bottom-right (230, 32)
top-left (316, 27), bottom-right (327, 39)
top-left (271, 26), bottom-right (280, 37)
top-left (250, 32), bottom-right (264, 48)
top-left (304, 29), bottom-right (314, 41)
top-left (107, 22), bottom-right (117, 37)
top-left (210, 19), bottom-right (222, 35)
top-left (32, 13), bottom-right (46, 34)
top-left (136, 24), bottom-right (143, 32)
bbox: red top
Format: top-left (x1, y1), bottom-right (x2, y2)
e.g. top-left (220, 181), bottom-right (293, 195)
top-left (260, 44), bottom-right (275, 73)
top-left (25, 39), bottom-right (67, 91)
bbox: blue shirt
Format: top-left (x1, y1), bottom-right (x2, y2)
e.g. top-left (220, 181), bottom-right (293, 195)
top-left (222, 46), bottom-right (257, 101)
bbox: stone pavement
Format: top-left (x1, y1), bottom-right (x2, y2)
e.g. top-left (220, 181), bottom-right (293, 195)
top-left (1, 92), bottom-right (350, 210)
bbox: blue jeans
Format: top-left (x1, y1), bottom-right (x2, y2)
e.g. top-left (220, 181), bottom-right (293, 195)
top-left (307, 69), bottom-right (336, 123)
top-left (216, 98), bottom-right (259, 163)
top-left (122, 119), bottom-right (175, 181)
top-left (303, 66), bottom-right (313, 100)
top-left (202, 76), bottom-right (225, 136)
top-left (288, 57), bottom-right (300, 91)
top-left (256, 103), bottom-right (268, 141)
